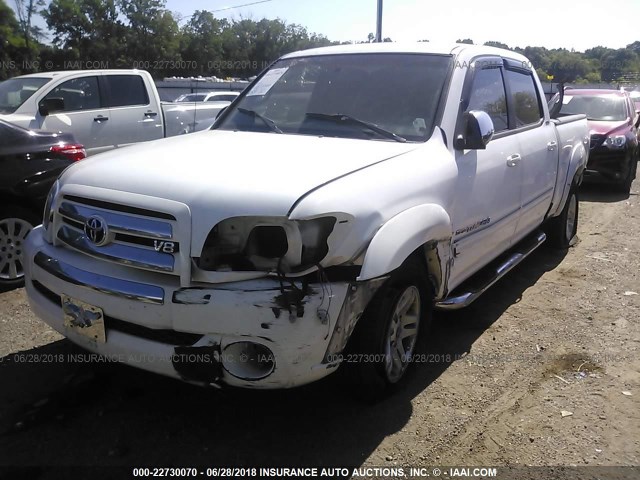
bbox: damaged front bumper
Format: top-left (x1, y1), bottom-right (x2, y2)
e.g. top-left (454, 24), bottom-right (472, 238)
top-left (584, 147), bottom-right (630, 183)
top-left (24, 226), bottom-right (381, 389)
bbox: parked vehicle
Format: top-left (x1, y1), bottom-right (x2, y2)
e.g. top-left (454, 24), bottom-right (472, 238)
top-left (174, 92), bottom-right (240, 103)
top-left (0, 119), bottom-right (85, 288)
top-left (557, 88), bottom-right (639, 193)
top-left (23, 43), bottom-right (589, 396)
top-left (0, 70), bottom-right (228, 155)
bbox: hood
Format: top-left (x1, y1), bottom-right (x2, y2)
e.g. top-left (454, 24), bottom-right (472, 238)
top-left (588, 119), bottom-right (630, 136)
top-left (61, 130), bottom-right (418, 249)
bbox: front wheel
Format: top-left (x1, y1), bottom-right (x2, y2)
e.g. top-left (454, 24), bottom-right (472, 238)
top-left (0, 206), bottom-right (40, 289)
top-left (547, 184), bottom-right (579, 249)
top-left (342, 258), bottom-right (432, 399)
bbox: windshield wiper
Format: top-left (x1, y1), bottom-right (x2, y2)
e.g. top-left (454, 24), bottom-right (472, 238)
top-left (237, 107), bottom-right (282, 134)
top-left (305, 112), bottom-right (407, 143)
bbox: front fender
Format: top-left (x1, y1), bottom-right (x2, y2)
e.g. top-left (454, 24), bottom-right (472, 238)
top-left (358, 204), bottom-right (452, 282)
top-left (549, 136), bottom-right (588, 218)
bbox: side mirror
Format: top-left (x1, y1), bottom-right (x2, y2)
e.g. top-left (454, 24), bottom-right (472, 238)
top-left (38, 97), bottom-right (65, 117)
top-left (456, 110), bottom-right (495, 150)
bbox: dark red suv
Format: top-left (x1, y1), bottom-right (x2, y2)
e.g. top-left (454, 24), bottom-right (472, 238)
top-left (560, 89), bottom-right (639, 193)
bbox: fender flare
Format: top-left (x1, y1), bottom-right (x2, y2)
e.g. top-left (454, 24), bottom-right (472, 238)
top-left (358, 204), bottom-right (452, 283)
top-left (550, 140), bottom-right (587, 218)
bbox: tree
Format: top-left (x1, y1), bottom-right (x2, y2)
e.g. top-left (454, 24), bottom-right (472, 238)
top-left (547, 50), bottom-right (591, 83)
top-left (118, 0), bottom-right (181, 72)
top-left (456, 38), bottom-right (473, 44)
top-left (43, 0), bottom-right (127, 66)
top-left (484, 41), bottom-right (509, 50)
top-left (0, 0), bottom-right (25, 78)
top-left (13, 0), bottom-right (44, 51)
top-left (181, 10), bottom-right (226, 76)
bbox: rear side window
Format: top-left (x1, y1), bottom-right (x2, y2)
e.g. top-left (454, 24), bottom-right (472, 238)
top-left (505, 69), bottom-right (542, 127)
top-left (467, 68), bottom-right (508, 132)
top-left (43, 77), bottom-right (101, 112)
top-left (106, 75), bottom-right (149, 107)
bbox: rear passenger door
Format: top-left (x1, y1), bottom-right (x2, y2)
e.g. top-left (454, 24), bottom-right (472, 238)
top-left (38, 75), bottom-right (113, 155)
top-left (103, 74), bottom-right (163, 146)
top-left (503, 64), bottom-right (557, 241)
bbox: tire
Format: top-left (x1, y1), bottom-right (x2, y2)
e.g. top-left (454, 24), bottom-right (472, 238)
top-left (0, 206), bottom-right (40, 289)
top-left (342, 256), bottom-right (433, 400)
top-left (547, 183), bottom-right (579, 249)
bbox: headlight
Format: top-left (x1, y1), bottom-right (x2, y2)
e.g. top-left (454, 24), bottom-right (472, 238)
top-left (42, 180), bottom-right (59, 242)
top-left (197, 216), bottom-right (338, 273)
top-left (605, 135), bottom-right (626, 148)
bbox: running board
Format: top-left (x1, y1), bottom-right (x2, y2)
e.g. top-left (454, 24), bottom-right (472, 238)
top-left (435, 231), bottom-right (547, 310)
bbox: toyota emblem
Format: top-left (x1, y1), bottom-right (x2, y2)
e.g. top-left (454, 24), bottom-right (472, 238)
top-left (84, 216), bottom-right (109, 246)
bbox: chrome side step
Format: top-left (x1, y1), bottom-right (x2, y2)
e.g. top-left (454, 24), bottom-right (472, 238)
top-left (435, 231), bottom-right (547, 310)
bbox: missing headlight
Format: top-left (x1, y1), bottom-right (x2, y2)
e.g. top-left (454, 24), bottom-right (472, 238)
top-left (196, 216), bottom-right (336, 273)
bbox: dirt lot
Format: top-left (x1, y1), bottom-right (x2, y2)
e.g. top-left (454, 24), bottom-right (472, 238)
top-left (0, 181), bottom-right (638, 479)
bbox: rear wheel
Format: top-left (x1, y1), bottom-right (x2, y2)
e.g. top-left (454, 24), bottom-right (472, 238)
top-left (547, 183), bottom-right (579, 249)
top-left (0, 206), bottom-right (40, 289)
top-left (343, 257), bottom-right (432, 399)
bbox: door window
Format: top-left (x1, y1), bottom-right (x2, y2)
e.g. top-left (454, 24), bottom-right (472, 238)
top-left (504, 69), bottom-right (542, 127)
top-left (42, 77), bottom-right (101, 112)
top-left (105, 75), bottom-right (149, 107)
top-left (467, 68), bottom-right (508, 132)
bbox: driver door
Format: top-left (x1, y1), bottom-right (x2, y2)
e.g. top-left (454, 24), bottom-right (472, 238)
top-left (448, 61), bottom-right (523, 288)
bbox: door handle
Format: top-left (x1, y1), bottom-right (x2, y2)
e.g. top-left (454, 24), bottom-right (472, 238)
top-left (94, 116), bottom-right (109, 123)
top-left (506, 154), bottom-right (521, 167)
top-left (144, 112), bottom-right (158, 117)
top-left (547, 141), bottom-right (557, 151)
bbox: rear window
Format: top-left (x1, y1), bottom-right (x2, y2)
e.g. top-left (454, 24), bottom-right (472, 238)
top-left (106, 75), bottom-right (149, 107)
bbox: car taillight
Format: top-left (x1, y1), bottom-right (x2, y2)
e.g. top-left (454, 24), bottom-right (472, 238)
top-left (50, 143), bottom-right (86, 161)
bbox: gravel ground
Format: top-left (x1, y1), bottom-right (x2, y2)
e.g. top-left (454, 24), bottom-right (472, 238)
top-left (0, 181), bottom-right (638, 479)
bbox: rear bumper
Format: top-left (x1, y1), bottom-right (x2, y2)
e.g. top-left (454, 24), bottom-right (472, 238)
top-left (24, 226), bottom-right (353, 389)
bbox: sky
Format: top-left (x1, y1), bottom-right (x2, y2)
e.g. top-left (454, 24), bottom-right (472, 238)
top-left (165, 0), bottom-right (640, 52)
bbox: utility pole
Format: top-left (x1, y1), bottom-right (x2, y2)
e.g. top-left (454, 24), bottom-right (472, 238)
top-left (376, 0), bottom-right (383, 42)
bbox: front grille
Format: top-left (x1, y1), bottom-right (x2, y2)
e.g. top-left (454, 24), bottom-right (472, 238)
top-left (55, 196), bottom-right (179, 274)
top-left (64, 195), bottom-right (176, 220)
top-left (32, 280), bottom-right (202, 346)
top-left (590, 134), bottom-right (607, 150)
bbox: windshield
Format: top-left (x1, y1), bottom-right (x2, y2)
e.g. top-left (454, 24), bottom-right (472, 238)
top-left (560, 94), bottom-right (628, 121)
top-left (216, 53), bottom-right (452, 142)
top-left (0, 77), bottom-right (51, 114)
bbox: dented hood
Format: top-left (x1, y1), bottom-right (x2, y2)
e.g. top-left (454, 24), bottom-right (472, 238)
top-left (61, 130), bottom-right (418, 249)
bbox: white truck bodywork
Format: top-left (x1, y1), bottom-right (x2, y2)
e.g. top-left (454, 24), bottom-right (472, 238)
top-left (23, 43), bottom-right (589, 389)
top-left (0, 70), bottom-right (228, 155)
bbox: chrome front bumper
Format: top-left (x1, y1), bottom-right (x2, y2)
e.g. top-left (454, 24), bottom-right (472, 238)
top-left (24, 226), bottom-right (352, 388)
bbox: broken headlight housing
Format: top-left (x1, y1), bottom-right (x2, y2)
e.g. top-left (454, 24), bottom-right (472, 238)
top-left (197, 216), bottom-right (338, 273)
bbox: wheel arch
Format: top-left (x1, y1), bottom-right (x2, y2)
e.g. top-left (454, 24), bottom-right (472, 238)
top-left (358, 204), bottom-right (453, 300)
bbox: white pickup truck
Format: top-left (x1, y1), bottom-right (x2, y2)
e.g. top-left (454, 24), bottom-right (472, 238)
top-left (24, 43), bottom-right (589, 396)
top-left (0, 70), bottom-right (230, 155)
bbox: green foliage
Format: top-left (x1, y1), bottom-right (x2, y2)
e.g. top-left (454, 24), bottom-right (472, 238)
top-left (0, 0), bottom-right (25, 79)
top-left (484, 41), bottom-right (509, 50)
top-left (1, 4), bottom-right (639, 84)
